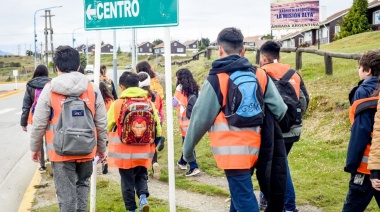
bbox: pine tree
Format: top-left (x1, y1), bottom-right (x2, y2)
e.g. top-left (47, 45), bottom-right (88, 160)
top-left (338, 0), bottom-right (371, 39)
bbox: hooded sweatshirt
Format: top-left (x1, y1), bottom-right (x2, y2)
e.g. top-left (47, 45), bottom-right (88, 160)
top-left (21, 76), bottom-right (51, 126)
top-left (30, 71), bottom-right (108, 153)
top-left (183, 55), bottom-right (287, 163)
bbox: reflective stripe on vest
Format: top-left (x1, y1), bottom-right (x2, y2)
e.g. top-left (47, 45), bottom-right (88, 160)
top-left (45, 82), bottom-right (96, 162)
top-left (212, 146), bottom-right (259, 156)
top-left (357, 144), bottom-right (371, 175)
top-left (108, 100), bottom-right (155, 169)
top-left (209, 69), bottom-right (265, 170)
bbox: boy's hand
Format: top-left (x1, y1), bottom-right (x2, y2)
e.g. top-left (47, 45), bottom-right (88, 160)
top-left (97, 152), bottom-right (106, 163)
top-left (31, 151), bottom-right (41, 163)
top-left (370, 178), bottom-right (380, 191)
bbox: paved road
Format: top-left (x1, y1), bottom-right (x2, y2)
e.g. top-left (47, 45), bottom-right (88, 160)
top-left (0, 90), bottom-right (37, 211)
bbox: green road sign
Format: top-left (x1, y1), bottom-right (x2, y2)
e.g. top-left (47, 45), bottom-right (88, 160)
top-left (84, 0), bottom-right (178, 30)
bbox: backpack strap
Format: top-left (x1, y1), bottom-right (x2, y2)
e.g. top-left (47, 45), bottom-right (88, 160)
top-left (281, 69), bottom-right (296, 82)
top-left (151, 92), bottom-right (157, 103)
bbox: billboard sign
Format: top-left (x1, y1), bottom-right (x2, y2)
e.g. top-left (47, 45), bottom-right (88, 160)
top-left (271, 0), bottom-right (319, 29)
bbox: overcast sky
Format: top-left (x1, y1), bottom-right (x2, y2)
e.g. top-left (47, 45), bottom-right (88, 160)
top-left (0, 0), bottom-right (355, 55)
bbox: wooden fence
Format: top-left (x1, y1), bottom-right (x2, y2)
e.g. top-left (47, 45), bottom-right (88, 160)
top-left (158, 49), bottom-right (207, 67)
top-left (206, 46), bottom-right (362, 75)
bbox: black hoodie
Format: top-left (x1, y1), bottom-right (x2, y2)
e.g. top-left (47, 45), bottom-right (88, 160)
top-left (20, 76), bottom-right (51, 126)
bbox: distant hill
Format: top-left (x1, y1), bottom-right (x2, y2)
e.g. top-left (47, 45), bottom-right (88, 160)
top-left (0, 50), bottom-right (13, 56)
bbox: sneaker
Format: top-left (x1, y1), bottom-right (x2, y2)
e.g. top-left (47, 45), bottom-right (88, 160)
top-left (102, 160), bottom-right (108, 174)
top-left (139, 195), bottom-right (149, 212)
top-left (152, 163), bottom-right (161, 180)
top-left (259, 192), bottom-right (267, 210)
top-left (39, 166), bottom-right (46, 172)
top-left (185, 168), bottom-right (200, 177)
top-left (177, 161), bottom-right (187, 170)
top-left (157, 137), bottom-right (165, 151)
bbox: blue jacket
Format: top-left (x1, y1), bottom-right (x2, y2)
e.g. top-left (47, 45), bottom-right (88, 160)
top-left (345, 76), bottom-right (379, 174)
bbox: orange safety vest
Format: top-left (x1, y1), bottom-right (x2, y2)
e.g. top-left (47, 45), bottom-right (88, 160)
top-left (174, 90), bottom-right (190, 136)
top-left (262, 63), bottom-right (301, 99)
top-left (46, 83), bottom-right (96, 162)
top-left (349, 96), bottom-right (379, 175)
top-left (209, 68), bottom-right (268, 170)
top-left (107, 99), bottom-right (155, 169)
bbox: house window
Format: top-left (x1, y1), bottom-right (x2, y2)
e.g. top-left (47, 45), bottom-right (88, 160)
top-left (322, 27), bottom-right (328, 38)
top-left (177, 48), bottom-right (184, 53)
top-left (374, 10), bottom-right (380, 25)
top-left (140, 48), bottom-right (143, 52)
top-left (147, 43), bottom-right (150, 47)
top-left (174, 42), bottom-right (177, 46)
top-left (290, 39), bottom-right (295, 47)
top-left (193, 44), bottom-right (196, 48)
top-left (160, 48), bottom-right (164, 53)
top-left (335, 26), bottom-right (341, 35)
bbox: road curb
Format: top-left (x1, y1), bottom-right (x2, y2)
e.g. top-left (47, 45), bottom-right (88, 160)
top-left (18, 167), bottom-right (41, 212)
top-left (0, 89), bottom-right (24, 98)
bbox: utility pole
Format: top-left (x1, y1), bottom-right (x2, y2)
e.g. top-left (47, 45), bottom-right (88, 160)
top-left (42, 10), bottom-right (55, 69)
top-left (40, 42), bottom-right (43, 62)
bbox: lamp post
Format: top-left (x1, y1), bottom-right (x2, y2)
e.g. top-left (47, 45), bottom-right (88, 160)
top-left (72, 27), bottom-right (83, 48)
top-left (34, 5), bottom-right (62, 69)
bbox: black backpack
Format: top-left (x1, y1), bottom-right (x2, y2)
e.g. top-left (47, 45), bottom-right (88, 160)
top-left (270, 69), bottom-right (301, 133)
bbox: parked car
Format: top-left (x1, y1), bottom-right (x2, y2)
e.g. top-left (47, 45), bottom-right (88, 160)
top-left (85, 65), bottom-right (94, 74)
top-left (125, 64), bottom-right (132, 70)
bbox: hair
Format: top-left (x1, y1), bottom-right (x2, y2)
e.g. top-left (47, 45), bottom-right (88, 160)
top-left (100, 65), bottom-right (107, 75)
top-left (32, 64), bottom-right (49, 79)
top-left (176, 68), bottom-right (199, 97)
top-left (119, 71), bottom-right (139, 88)
top-left (78, 65), bottom-right (85, 74)
top-left (99, 81), bottom-right (114, 101)
top-left (260, 41), bottom-right (281, 63)
top-left (136, 61), bottom-right (156, 78)
top-left (217, 27), bottom-right (244, 55)
top-left (138, 72), bottom-right (154, 97)
top-left (53, 45), bottom-right (80, 73)
top-left (359, 50), bottom-right (380, 76)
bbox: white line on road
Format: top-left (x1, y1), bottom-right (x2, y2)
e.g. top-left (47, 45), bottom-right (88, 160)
top-left (0, 108), bottom-right (16, 115)
top-left (15, 111), bottom-right (22, 115)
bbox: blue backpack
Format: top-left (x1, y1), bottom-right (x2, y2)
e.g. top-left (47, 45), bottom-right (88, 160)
top-left (218, 68), bottom-right (264, 127)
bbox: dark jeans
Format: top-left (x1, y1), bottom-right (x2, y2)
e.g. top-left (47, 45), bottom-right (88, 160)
top-left (227, 172), bottom-right (259, 212)
top-left (52, 161), bottom-right (93, 212)
top-left (119, 166), bottom-right (149, 211)
top-left (178, 136), bottom-right (198, 170)
top-left (342, 173), bottom-right (380, 211)
top-left (284, 142), bottom-right (296, 211)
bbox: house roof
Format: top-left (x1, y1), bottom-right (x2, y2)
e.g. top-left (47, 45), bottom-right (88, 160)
top-left (153, 41), bottom-right (184, 49)
top-left (183, 40), bottom-right (197, 46)
top-left (279, 31), bottom-right (302, 41)
top-left (137, 42), bottom-right (151, 47)
top-left (369, 0), bottom-right (380, 8)
top-left (320, 8), bottom-right (349, 25)
top-left (244, 36), bottom-right (261, 42)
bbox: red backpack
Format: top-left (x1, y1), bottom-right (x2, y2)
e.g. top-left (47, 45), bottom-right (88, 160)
top-left (117, 98), bottom-right (155, 145)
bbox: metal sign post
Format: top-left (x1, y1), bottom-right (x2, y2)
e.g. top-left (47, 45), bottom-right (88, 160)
top-left (13, 70), bottom-right (18, 90)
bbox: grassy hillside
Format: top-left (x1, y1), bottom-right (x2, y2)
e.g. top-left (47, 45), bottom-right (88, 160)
top-left (153, 30), bottom-right (380, 212)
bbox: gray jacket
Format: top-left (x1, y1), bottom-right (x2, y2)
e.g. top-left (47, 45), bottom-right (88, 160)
top-left (30, 72), bottom-right (108, 153)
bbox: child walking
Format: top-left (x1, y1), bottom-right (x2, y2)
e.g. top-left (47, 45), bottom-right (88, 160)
top-left (343, 50), bottom-right (380, 211)
top-left (173, 68), bottom-right (200, 177)
top-left (107, 71), bottom-right (162, 212)
top-left (138, 72), bottom-right (165, 180)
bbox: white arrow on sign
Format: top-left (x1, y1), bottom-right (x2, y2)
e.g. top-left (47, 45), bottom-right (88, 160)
top-left (86, 4), bottom-right (96, 20)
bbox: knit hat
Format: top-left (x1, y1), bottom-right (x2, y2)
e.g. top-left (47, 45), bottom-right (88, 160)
top-left (138, 72), bottom-right (151, 87)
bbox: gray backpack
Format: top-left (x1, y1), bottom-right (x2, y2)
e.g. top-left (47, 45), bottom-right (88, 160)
top-left (53, 96), bottom-right (96, 156)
